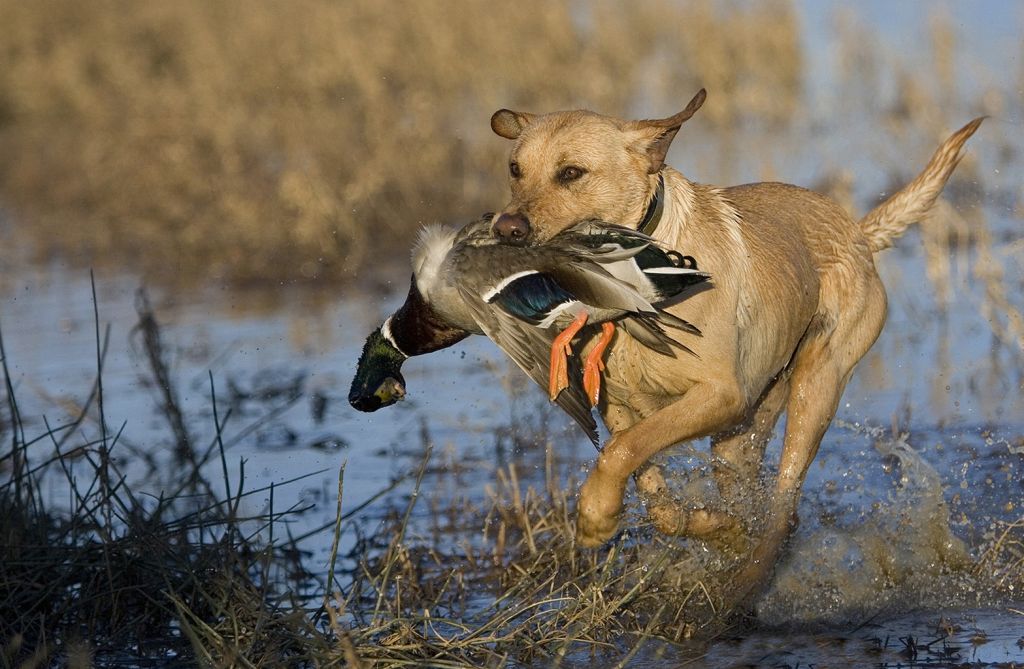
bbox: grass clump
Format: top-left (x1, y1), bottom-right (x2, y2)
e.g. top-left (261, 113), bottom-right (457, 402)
top-left (333, 453), bottom-right (733, 668)
top-left (0, 300), bottom-right (322, 666)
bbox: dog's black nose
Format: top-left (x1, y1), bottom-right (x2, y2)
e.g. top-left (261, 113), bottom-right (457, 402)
top-left (493, 212), bottom-right (531, 240)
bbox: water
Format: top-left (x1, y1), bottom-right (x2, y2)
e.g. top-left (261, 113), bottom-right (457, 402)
top-left (673, 608), bottom-right (1024, 666)
top-left (0, 263), bottom-right (523, 552)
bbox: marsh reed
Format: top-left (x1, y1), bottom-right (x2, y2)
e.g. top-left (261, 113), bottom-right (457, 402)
top-left (0, 0), bottom-right (801, 284)
top-left (0, 290), bottom-right (319, 666)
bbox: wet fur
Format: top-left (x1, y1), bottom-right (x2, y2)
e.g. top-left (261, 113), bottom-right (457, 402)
top-left (490, 91), bottom-right (983, 609)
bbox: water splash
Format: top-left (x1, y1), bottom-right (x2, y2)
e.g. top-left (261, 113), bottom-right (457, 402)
top-left (758, 430), bottom-right (984, 625)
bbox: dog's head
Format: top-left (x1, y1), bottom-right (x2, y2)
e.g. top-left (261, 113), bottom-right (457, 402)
top-left (489, 89), bottom-right (706, 242)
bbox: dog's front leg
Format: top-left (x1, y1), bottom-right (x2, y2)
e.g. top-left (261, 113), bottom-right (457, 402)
top-left (576, 380), bottom-right (746, 546)
top-left (637, 372), bottom-right (792, 552)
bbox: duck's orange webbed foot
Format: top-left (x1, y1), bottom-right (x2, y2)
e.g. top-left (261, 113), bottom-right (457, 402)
top-left (583, 322), bottom-right (615, 406)
top-left (548, 311), bottom-right (589, 400)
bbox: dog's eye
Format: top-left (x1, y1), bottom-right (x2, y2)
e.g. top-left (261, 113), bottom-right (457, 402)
top-left (509, 161), bottom-right (521, 178)
top-left (558, 165), bottom-right (586, 183)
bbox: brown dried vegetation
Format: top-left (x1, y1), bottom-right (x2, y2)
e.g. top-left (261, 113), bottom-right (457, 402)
top-left (0, 0), bottom-right (800, 284)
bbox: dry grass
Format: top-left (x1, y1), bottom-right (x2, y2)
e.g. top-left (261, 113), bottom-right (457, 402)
top-left (328, 454), bottom-right (737, 667)
top-left (975, 517), bottom-right (1024, 594)
top-left (0, 0), bottom-right (800, 284)
top-left (0, 2), bottom-right (1017, 291)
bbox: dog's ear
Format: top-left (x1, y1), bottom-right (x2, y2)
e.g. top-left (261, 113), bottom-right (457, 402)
top-left (491, 109), bottom-right (535, 140)
top-left (630, 88), bottom-right (706, 174)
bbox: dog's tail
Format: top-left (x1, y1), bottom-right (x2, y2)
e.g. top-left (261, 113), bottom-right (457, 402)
top-left (859, 117), bottom-right (984, 253)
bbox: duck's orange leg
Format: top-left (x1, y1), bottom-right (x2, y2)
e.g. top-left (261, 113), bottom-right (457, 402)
top-left (583, 322), bottom-right (615, 406)
top-left (549, 311), bottom-right (589, 400)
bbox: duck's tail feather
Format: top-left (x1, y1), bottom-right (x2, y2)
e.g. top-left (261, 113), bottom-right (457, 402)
top-left (642, 267), bottom-right (708, 275)
top-left (620, 313), bottom-right (701, 358)
top-left (586, 242), bottom-right (650, 262)
top-left (620, 318), bottom-right (676, 357)
top-left (644, 267), bottom-right (711, 301)
top-left (655, 309), bottom-right (702, 336)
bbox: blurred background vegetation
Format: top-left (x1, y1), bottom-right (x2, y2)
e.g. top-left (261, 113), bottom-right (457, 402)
top-left (0, 0), bottom-right (1017, 285)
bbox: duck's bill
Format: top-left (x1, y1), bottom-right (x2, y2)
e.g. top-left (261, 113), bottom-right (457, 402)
top-left (349, 328), bottom-right (408, 412)
top-left (349, 375), bottom-right (406, 411)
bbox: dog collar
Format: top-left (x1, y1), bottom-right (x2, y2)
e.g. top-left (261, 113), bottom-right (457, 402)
top-left (638, 173), bottom-right (665, 236)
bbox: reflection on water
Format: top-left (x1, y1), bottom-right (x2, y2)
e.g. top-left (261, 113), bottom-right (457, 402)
top-left (0, 264), bottom-right (521, 553)
top-left (684, 607), bottom-right (1024, 667)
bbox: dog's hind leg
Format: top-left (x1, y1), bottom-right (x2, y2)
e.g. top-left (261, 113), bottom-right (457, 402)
top-left (709, 369), bottom-right (791, 496)
top-left (725, 277), bottom-right (888, 608)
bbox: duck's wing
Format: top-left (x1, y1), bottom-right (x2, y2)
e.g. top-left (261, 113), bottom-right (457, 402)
top-left (456, 284), bottom-right (599, 445)
top-left (565, 220), bottom-right (657, 248)
top-left (483, 254), bottom-right (699, 363)
top-left (562, 221), bottom-right (712, 302)
top-left (547, 260), bottom-right (657, 315)
top-left (559, 223), bottom-right (708, 352)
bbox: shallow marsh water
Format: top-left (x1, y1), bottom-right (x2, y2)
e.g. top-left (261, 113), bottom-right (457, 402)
top-left (3, 207), bottom-right (1023, 665)
top-left (2, 4), bottom-right (1024, 665)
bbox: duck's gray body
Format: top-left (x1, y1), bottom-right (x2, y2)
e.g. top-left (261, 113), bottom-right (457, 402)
top-left (405, 218), bottom-right (599, 439)
top-left (351, 216), bottom-right (710, 444)
top-left (407, 219), bottom-right (490, 334)
top-left (410, 217), bottom-right (707, 355)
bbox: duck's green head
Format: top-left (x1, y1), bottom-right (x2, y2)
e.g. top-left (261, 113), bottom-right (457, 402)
top-left (349, 327), bottom-right (408, 412)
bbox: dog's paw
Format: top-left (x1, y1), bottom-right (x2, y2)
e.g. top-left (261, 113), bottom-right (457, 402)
top-left (635, 464), bottom-right (668, 497)
top-left (646, 502), bottom-right (687, 536)
top-left (574, 474), bottom-right (623, 547)
top-left (575, 509), bottom-right (619, 547)
top-left (645, 503), bottom-right (748, 549)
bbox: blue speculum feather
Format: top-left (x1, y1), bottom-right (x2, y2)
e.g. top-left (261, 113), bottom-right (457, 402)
top-left (489, 273), bottom-right (573, 325)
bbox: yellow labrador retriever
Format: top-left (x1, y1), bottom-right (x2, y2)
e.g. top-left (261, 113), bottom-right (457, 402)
top-left (489, 89), bottom-right (981, 605)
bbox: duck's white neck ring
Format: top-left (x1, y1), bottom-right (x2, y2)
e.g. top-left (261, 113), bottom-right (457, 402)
top-left (381, 317), bottom-right (409, 358)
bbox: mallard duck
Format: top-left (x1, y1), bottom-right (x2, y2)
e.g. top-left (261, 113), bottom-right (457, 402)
top-left (349, 215), bottom-right (710, 441)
